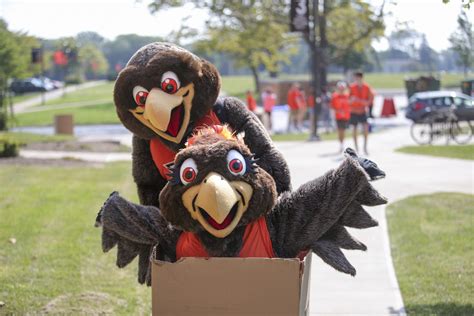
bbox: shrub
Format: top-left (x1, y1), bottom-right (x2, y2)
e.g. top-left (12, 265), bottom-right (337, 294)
top-left (0, 140), bottom-right (19, 158)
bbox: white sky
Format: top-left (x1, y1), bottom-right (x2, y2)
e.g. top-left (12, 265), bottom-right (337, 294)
top-left (0, 0), bottom-right (471, 52)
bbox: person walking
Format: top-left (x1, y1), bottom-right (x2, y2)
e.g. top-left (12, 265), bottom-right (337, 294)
top-left (331, 81), bottom-right (351, 153)
top-left (262, 87), bottom-right (276, 133)
top-left (349, 72), bottom-right (374, 155)
top-left (287, 83), bottom-right (302, 132)
top-left (298, 86), bottom-right (307, 131)
top-left (246, 90), bottom-right (257, 113)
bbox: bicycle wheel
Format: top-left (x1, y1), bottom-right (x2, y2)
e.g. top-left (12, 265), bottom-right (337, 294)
top-left (411, 123), bottom-right (433, 145)
top-left (451, 120), bottom-right (473, 144)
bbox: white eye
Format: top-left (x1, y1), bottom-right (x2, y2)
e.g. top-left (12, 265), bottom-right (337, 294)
top-left (180, 158), bottom-right (198, 185)
top-left (226, 150), bottom-right (246, 176)
top-left (133, 86), bottom-right (149, 107)
top-left (161, 71), bottom-right (180, 94)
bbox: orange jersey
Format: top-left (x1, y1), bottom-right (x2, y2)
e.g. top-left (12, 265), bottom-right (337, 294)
top-left (349, 83), bottom-right (374, 114)
top-left (176, 217), bottom-right (276, 259)
top-left (287, 88), bottom-right (302, 110)
top-left (246, 94), bottom-right (257, 112)
top-left (331, 92), bottom-right (350, 121)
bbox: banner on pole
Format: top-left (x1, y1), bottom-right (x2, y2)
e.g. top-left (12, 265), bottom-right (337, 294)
top-left (290, 0), bottom-right (309, 33)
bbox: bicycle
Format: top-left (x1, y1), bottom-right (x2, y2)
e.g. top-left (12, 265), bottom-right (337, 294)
top-left (410, 107), bottom-right (473, 145)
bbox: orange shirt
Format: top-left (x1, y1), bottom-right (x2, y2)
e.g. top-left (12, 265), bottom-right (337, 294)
top-left (331, 92), bottom-right (350, 121)
top-left (262, 93), bottom-right (276, 112)
top-left (349, 83), bottom-right (374, 114)
top-left (287, 88), bottom-right (301, 110)
top-left (246, 94), bottom-right (257, 112)
top-left (176, 217), bottom-right (276, 259)
top-left (307, 94), bottom-right (315, 108)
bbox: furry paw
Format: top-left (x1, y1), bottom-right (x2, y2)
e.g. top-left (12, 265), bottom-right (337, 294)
top-left (95, 191), bottom-right (119, 227)
top-left (344, 148), bottom-right (386, 181)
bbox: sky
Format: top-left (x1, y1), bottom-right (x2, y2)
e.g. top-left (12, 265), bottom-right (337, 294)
top-left (0, 0), bottom-right (471, 52)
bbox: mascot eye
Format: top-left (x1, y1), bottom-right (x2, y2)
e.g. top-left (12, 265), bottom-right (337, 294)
top-left (180, 158), bottom-right (198, 184)
top-left (227, 150), bottom-right (246, 176)
top-left (161, 71), bottom-right (180, 94)
top-left (133, 86), bottom-right (149, 107)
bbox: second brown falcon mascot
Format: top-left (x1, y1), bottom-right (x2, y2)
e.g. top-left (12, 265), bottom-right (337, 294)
top-left (113, 42), bottom-right (291, 211)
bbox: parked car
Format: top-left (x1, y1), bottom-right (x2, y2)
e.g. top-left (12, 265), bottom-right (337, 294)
top-left (9, 77), bottom-right (63, 94)
top-left (405, 91), bottom-right (474, 122)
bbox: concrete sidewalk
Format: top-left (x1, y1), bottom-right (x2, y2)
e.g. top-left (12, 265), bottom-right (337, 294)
top-left (277, 126), bottom-right (473, 315)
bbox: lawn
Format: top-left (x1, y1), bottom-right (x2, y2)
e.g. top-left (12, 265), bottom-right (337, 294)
top-left (0, 162), bottom-right (151, 314)
top-left (42, 82), bottom-right (114, 106)
top-left (387, 193), bottom-right (474, 315)
top-left (271, 131), bottom-right (337, 142)
top-left (14, 102), bottom-right (119, 127)
top-left (0, 132), bottom-right (74, 144)
top-left (397, 144), bottom-right (474, 161)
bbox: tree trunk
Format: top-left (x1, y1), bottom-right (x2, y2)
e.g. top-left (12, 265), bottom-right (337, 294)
top-left (250, 65), bottom-right (261, 103)
top-left (319, 0), bottom-right (329, 88)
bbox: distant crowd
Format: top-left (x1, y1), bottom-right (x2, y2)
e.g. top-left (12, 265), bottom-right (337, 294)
top-left (246, 72), bottom-right (375, 155)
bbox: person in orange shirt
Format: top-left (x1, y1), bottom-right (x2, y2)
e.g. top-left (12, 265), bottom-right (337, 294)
top-left (331, 81), bottom-right (351, 153)
top-left (262, 87), bottom-right (276, 132)
top-left (287, 83), bottom-right (302, 132)
top-left (246, 90), bottom-right (257, 113)
top-left (349, 72), bottom-right (374, 155)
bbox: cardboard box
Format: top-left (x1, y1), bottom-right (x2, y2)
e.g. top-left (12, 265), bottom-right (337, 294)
top-left (151, 251), bottom-right (312, 316)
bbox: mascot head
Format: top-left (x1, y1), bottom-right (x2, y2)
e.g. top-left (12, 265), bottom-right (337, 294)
top-left (114, 42), bottom-right (221, 146)
top-left (159, 126), bottom-right (278, 238)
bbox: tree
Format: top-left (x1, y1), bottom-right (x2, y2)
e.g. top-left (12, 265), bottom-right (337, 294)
top-left (79, 43), bottom-right (109, 79)
top-left (449, 10), bottom-right (473, 76)
top-left (418, 35), bottom-right (437, 73)
top-left (0, 19), bottom-right (39, 130)
top-left (103, 34), bottom-right (163, 73)
top-left (148, 0), bottom-right (298, 94)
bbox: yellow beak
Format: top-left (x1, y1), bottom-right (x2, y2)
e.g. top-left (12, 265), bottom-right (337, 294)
top-left (143, 88), bottom-right (183, 132)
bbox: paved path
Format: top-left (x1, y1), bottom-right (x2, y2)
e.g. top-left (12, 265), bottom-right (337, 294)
top-left (277, 126), bottom-right (473, 315)
top-left (18, 124), bottom-right (473, 315)
top-left (13, 80), bottom-right (106, 114)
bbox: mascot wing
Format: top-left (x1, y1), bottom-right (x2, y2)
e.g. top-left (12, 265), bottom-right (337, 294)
top-left (267, 151), bottom-right (387, 275)
top-left (95, 192), bottom-right (179, 285)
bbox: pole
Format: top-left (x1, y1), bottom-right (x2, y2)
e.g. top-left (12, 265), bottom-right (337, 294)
top-left (41, 45), bottom-right (46, 105)
top-left (309, 0), bottom-right (321, 141)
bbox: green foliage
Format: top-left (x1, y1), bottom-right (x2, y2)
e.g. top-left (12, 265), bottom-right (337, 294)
top-left (79, 44), bottom-right (109, 79)
top-left (102, 34), bottom-right (163, 71)
top-left (449, 10), bottom-right (473, 76)
top-left (0, 140), bottom-right (19, 157)
top-left (387, 192), bottom-right (474, 315)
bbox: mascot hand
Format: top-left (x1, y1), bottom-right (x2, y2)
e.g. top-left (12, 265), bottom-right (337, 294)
top-left (344, 148), bottom-right (386, 181)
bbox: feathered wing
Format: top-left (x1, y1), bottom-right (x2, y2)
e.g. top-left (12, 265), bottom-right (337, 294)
top-left (95, 192), bottom-right (179, 285)
top-left (266, 156), bottom-right (387, 276)
top-left (213, 97), bottom-right (292, 193)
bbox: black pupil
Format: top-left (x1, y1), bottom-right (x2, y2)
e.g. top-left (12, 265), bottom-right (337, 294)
top-left (139, 96), bottom-right (146, 104)
top-left (165, 84), bottom-right (174, 92)
top-left (185, 169), bottom-right (194, 180)
top-left (232, 160), bottom-right (241, 171)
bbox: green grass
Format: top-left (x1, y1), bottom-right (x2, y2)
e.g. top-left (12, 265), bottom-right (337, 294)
top-left (397, 145), bottom-right (474, 161)
top-left (42, 82), bottom-right (114, 106)
top-left (0, 162), bottom-right (151, 314)
top-left (387, 193), bottom-right (474, 315)
top-left (271, 131), bottom-right (337, 142)
top-left (15, 102), bottom-right (119, 127)
top-left (11, 92), bottom-right (41, 105)
top-left (0, 132), bottom-right (74, 145)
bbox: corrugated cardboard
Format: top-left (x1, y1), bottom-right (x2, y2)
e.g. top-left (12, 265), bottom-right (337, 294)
top-left (151, 249), bottom-right (312, 316)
